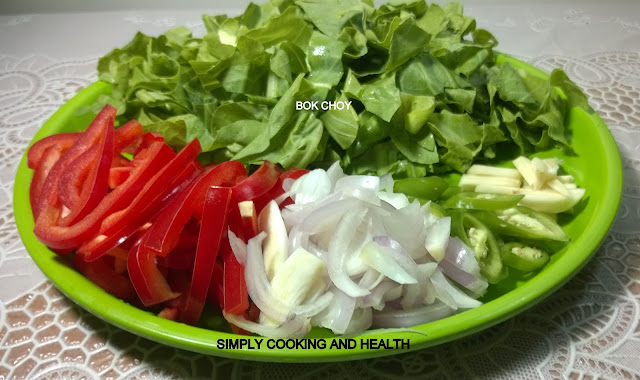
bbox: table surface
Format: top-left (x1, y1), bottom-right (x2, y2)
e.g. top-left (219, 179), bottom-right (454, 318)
top-left (1, 2), bottom-right (640, 379)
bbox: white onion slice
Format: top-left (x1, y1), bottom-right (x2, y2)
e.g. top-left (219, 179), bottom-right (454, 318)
top-left (327, 208), bottom-right (370, 297)
top-left (300, 198), bottom-right (362, 234)
top-left (372, 236), bottom-right (421, 282)
top-left (292, 291), bottom-right (334, 318)
top-left (326, 161), bottom-right (346, 189)
top-left (344, 307), bottom-right (373, 335)
top-left (439, 237), bottom-right (488, 295)
top-left (430, 270), bottom-right (482, 309)
top-left (245, 232), bottom-right (293, 322)
top-left (223, 313), bottom-right (310, 338)
top-left (424, 216), bottom-right (451, 262)
top-left (290, 169), bottom-right (332, 205)
top-left (360, 280), bottom-right (400, 310)
top-left (371, 302), bottom-right (455, 328)
top-left (379, 174), bottom-right (394, 193)
top-left (360, 241), bottom-right (417, 285)
top-left (358, 269), bottom-right (385, 290)
top-left (311, 287), bottom-right (356, 334)
top-left (228, 229), bottom-right (247, 265)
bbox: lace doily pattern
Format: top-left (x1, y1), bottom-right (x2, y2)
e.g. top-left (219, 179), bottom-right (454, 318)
top-left (0, 48), bottom-right (639, 380)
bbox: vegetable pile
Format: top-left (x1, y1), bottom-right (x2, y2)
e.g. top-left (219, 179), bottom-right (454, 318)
top-left (26, 0), bottom-right (591, 339)
top-left (28, 104), bottom-right (308, 328)
top-left (94, 0), bottom-right (588, 178)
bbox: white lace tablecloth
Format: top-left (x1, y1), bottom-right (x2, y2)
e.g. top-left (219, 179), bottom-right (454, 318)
top-left (1, 2), bottom-right (640, 379)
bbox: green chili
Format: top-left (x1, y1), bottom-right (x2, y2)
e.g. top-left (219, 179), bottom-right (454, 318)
top-left (393, 177), bottom-right (449, 201)
top-left (450, 211), bottom-right (506, 284)
top-left (471, 206), bottom-right (569, 242)
top-left (500, 242), bottom-right (549, 272)
top-left (444, 192), bottom-right (524, 211)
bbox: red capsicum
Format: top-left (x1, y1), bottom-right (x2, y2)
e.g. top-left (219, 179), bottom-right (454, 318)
top-left (180, 186), bottom-right (232, 324)
top-left (78, 140), bottom-right (202, 261)
top-left (142, 161), bottom-right (246, 256)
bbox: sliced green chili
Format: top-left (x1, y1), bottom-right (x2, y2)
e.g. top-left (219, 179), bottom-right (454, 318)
top-left (500, 242), bottom-right (549, 272)
top-left (471, 206), bottom-right (569, 242)
top-left (444, 192), bottom-right (524, 211)
top-left (394, 177), bottom-right (449, 201)
top-left (450, 211), bottom-right (505, 284)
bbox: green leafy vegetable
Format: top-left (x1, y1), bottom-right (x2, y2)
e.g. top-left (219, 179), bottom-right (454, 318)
top-left (94, 0), bottom-right (588, 175)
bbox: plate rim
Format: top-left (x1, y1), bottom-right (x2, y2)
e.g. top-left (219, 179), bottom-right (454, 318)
top-left (13, 55), bottom-right (624, 363)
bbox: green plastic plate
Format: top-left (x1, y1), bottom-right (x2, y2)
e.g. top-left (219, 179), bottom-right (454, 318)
top-left (13, 56), bottom-right (623, 362)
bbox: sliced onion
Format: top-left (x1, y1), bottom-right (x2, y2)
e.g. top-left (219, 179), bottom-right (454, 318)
top-left (344, 307), bottom-right (373, 335)
top-left (228, 229), bottom-right (247, 265)
top-left (357, 269), bottom-right (385, 290)
top-left (327, 208), bottom-right (370, 297)
top-left (311, 287), bottom-right (356, 334)
top-left (292, 291), bottom-right (334, 318)
top-left (379, 174), bottom-right (394, 193)
top-left (372, 236), bottom-right (420, 282)
top-left (421, 202), bottom-right (438, 228)
top-left (360, 241), bottom-right (417, 285)
top-left (400, 283), bottom-right (425, 310)
top-left (287, 224), bottom-right (309, 254)
top-left (281, 192), bottom-right (342, 228)
top-left (424, 216), bottom-right (451, 262)
top-left (299, 198), bottom-right (362, 234)
top-left (360, 280), bottom-right (399, 310)
top-left (438, 237), bottom-right (488, 295)
top-left (245, 232), bottom-right (293, 322)
top-left (372, 302), bottom-right (455, 328)
top-left (335, 175), bottom-right (380, 192)
top-left (430, 269), bottom-right (483, 309)
top-left (290, 169), bottom-right (332, 205)
top-left (378, 191), bottom-right (410, 209)
top-left (383, 201), bottom-right (429, 258)
top-left (326, 161), bottom-right (345, 190)
top-left (224, 312), bottom-right (310, 338)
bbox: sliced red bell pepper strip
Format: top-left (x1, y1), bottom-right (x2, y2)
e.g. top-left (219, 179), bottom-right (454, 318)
top-left (30, 146), bottom-right (65, 218)
top-left (232, 161), bottom-right (281, 202)
top-left (114, 120), bottom-right (143, 154)
top-left (127, 235), bottom-right (179, 306)
top-left (32, 105), bottom-right (116, 221)
top-left (27, 132), bottom-right (79, 170)
top-left (78, 160), bottom-right (198, 261)
top-left (142, 161), bottom-right (245, 256)
top-left (99, 138), bottom-right (202, 236)
top-left (207, 261), bottom-right (225, 309)
top-left (223, 253), bottom-right (249, 315)
top-left (34, 136), bottom-right (175, 250)
top-left (227, 161), bottom-right (281, 242)
top-left (180, 186), bottom-right (232, 325)
top-left (253, 168), bottom-right (309, 213)
top-left (108, 167), bottom-right (133, 189)
top-left (73, 253), bottom-right (136, 301)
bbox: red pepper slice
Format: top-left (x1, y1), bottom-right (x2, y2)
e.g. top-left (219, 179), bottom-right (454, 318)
top-left (253, 168), bottom-right (308, 213)
top-left (30, 146), bottom-right (66, 218)
top-left (32, 106), bottom-right (116, 221)
top-left (223, 253), bottom-right (249, 315)
top-left (127, 235), bottom-right (178, 306)
top-left (207, 261), bottom-right (225, 309)
top-left (114, 120), bottom-right (143, 154)
top-left (232, 161), bottom-right (281, 202)
top-left (78, 158), bottom-right (198, 261)
top-left (180, 186), bottom-right (232, 324)
top-left (74, 253), bottom-right (136, 301)
top-left (142, 161), bottom-right (245, 256)
top-left (108, 167), bottom-right (133, 189)
top-left (98, 139), bottom-right (202, 236)
top-left (34, 136), bottom-right (175, 250)
top-left (27, 132), bottom-right (79, 170)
